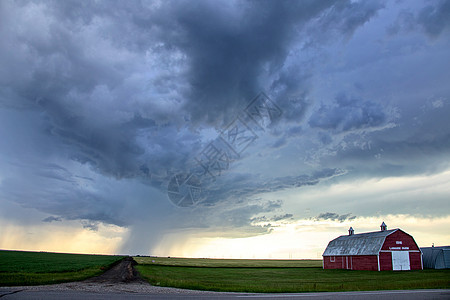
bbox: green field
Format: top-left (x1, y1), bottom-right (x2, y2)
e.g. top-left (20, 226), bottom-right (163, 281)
top-left (134, 256), bottom-right (322, 268)
top-left (2, 252), bottom-right (449, 292)
top-left (135, 257), bottom-right (450, 293)
top-left (0, 250), bottom-right (124, 286)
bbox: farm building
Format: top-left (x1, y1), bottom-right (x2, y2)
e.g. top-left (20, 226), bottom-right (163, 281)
top-left (323, 222), bottom-right (422, 271)
top-left (421, 246), bottom-right (450, 269)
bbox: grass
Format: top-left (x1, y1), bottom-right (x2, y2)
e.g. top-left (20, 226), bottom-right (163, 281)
top-left (134, 256), bottom-right (322, 268)
top-left (3, 252), bottom-right (448, 292)
top-left (0, 250), bottom-right (124, 286)
top-left (135, 257), bottom-right (450, 293)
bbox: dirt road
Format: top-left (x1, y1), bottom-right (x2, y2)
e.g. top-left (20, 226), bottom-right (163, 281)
top-left (0, 257), bottom-right (221, 296)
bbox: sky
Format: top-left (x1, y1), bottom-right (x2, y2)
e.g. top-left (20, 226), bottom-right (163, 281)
top-left (0, 0), bottom-right (449, 258)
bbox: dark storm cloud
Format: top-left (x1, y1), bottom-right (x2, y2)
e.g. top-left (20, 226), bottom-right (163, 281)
top-left (201, 168), bottom-right (346, 207)
top-left (163, 0), bottom-right (333, 126)
top-left (81, 221), bottom-right (100, 231)
top-left (251, 214), bottom-right (293, 223)
top-left (165, 198), bottom-right (286, 239)
top-left (6, 0), bottom-right (448, 252)
top-left (0, 162), bottom-right (128, 227)
top-left (268, 0), bottom-right (384, 125)
top-left (388, 0), bottom-right (450, 38)
top-left (315, 212), bottom-right (356, 223)
top-left (309, 93), bottom-right (388, 132)
top-left (0, 0), bottom-right (200, 180)
top-left (0, 0), bottom-right (383, 192)
top-left (42, 216), bottom-right (62, 223)
top-left (315, 93), bottom-right (450, 178)
top-left (305, 0), bottom-right (384, 42)
top-left (418, 0), bottom-right (450, 37)
top-left (142, 0), bottom-right (385, 127)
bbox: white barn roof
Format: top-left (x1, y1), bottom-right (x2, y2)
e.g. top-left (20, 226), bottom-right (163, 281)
top-left (323, 229), bottom-right (398, 256)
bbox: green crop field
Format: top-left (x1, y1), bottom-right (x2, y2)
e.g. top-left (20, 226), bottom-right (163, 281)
top-left (135, 257), bottom-right (450, 293)
top-left (0, 250), bottom-right (124, 286)
top-left (134, 256), bottom-right (322, 268)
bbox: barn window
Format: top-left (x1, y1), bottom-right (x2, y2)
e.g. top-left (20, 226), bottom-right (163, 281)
top-left (330, 256), bottom-right (335, 262)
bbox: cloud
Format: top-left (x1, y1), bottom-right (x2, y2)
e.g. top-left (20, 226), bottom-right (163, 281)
top-left (0, 0), bottom-right (385, 189)
top-left (315, 212), bottom-right (356, 223)
top-left (251, 214), bottom-right (294, 223)
top-left (418, 0), bottom-right (450, 38)
top-left (306, 0), bottom-right (384, 42)
top-left (164, 0), bottom-right (331, 126)
top-left (388, 0), bottom-right (450, 38)
top-left (81, 220), bottom-right (100, 231)
top-left (273, 214), bottom-right (293, 221)
top-left (0, 0), bottom-right (449, 256)
top-left (42, 216), bottom-right (62, 223)
top-left (200, 168), bottom-right (347, 207)
top-left (308, 93), bottom-right (391, 133)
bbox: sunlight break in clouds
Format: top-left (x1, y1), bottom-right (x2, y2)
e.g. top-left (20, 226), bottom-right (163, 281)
top-left (0, 220), bottom-right (126, 255)
top-left (150, 215), bottom-right (450, 259)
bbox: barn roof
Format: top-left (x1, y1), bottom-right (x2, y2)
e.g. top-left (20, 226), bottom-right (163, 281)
top-left (323, 229), bottom-right (398, 256)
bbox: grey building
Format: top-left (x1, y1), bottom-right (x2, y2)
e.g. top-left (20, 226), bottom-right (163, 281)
top-left (421, 246), bottom-right (450, 269)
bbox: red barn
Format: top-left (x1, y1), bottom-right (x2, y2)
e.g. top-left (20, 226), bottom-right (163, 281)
top-left (323, 222), bottom-right (422, 271)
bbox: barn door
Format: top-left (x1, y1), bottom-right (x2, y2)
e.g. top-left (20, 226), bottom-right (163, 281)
top-left (345, 256), bottom-right (351, 269)
top-left (392, 251), bottom-right (410, 270)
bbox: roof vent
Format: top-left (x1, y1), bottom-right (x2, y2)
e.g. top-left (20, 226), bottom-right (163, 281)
top-left (380, 221), bottom-right (387, 231)
top-left (348, 227), bottom-right (354, 236)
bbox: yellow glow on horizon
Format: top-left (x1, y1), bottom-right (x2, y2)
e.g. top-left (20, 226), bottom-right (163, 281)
top-left (0, 220), bottom-right (127, 255)
top-left (1, 169), bottom-right (449, 257)
top-left (151, 215), bottom-right (450, 259)
top-left (1, 214), bottom-right (449, 257)
top-left (151, 169), bottom-right (450, 259)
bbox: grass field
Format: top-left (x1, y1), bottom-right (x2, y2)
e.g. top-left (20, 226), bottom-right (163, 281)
top-left (0, 250), bottom-right (124, 286)
top-left (134, 256), bottom-right (322, 268)
top-left (135, 257), bottom-right (450, 293)
top-left (2, 252), bottom-right (449, 292)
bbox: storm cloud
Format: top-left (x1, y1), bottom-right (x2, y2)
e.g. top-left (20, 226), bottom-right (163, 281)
top-left (315, 212), bottom-right (356, 223)
top-left (0, 0), bottom-right (449, 254)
